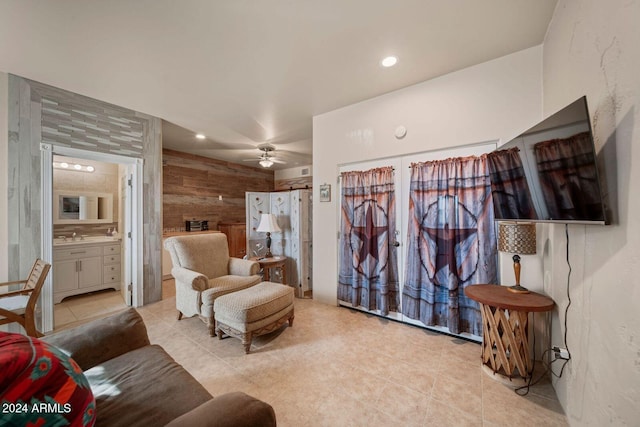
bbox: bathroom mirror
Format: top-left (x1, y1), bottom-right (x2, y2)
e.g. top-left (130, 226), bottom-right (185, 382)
top-left (53, 191), bottom-right (113, 224)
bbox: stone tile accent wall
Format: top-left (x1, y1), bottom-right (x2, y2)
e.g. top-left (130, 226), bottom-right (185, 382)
top-left (35, 83), bottom-right (145, 156)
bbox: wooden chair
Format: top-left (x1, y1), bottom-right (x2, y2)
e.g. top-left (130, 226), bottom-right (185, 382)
top-left (0, 258), bottom-right (51, 337)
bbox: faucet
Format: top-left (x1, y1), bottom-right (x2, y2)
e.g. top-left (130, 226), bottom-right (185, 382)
top-left (72, 232), bottom-right (77, 241)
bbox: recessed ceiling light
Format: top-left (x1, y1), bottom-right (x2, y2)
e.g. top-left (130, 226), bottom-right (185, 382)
top-left (195, 133), bottom-right (206, 140)
top-left (381, 56), bottom-right (398, 67)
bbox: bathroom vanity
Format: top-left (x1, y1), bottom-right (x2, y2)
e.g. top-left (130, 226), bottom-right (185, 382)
top-left (53, 236), bottom-right (122, 303)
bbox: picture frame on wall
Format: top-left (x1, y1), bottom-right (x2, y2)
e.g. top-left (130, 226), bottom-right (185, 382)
top-left (319, 184), bottom-right (331, 202)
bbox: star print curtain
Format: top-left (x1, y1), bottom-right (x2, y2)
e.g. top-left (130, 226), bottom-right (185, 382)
top-left (402, 155), bottom-right (497, 335)
top-left (338, 166), bottom-right (399, 315)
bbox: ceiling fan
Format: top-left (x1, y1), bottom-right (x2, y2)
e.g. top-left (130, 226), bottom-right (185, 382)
top-left (244, 143), bottom-right (286, 168)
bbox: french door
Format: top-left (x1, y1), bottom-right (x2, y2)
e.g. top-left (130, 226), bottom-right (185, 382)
top-left (338, 158), bottom-right (404, 321)
top-left (338, 141), bottom-right (496, 339)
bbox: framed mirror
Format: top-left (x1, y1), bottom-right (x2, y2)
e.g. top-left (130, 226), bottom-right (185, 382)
top-left (53, 191), bottom-right (113, 224)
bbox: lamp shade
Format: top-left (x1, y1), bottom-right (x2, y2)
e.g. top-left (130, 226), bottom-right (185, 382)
top-left (256, 213), bottom-right (282, 233)
top-left (498, 222), bottom-right (536, 254)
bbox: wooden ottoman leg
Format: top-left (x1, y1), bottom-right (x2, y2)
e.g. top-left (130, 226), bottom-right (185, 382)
top-left (242, 332), bottom-right (253, 354)
top-left (288, 311), bottom-right (294, 327)
top-left (208, 317), bottom-right (216, 337)
top-left (177, 311), bottom-right (183, 321)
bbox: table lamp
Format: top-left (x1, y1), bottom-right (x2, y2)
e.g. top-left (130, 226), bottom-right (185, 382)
top-left (497, 222), bottom-right (536, 294)
top-left (256, 213), bottom-right (282, 258)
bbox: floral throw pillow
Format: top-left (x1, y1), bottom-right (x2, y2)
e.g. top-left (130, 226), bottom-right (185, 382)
top-left (0, 331), bottom-right (96, 426)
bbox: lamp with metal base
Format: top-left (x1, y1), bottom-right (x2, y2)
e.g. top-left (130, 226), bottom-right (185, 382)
top-left (256, 213), bottom-right (282, 258)
top-left (497, 222), bottom-right (536, 294)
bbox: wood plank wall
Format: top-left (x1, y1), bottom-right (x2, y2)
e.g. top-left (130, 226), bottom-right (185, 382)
top-left (274, 176), bottom-right (313, 191)
top-left (163, 149), bottom-right (274, 231)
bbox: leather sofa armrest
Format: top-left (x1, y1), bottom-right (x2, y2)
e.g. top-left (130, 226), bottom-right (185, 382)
top-left (42, 308), bottom-right (150, 371)
top-left (172, 266), bottom-right (209, 292)
top-left (164, 392), bottom-right (276, 427)
top-left (228, 257), bottom-right (260, 276)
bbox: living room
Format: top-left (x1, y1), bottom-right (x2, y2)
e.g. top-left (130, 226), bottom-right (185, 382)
top-left (1, 1), bottom-right (639, 426)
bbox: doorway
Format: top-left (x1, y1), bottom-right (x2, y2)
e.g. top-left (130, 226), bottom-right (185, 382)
top-left (337, 141), bottom-right (497, 341)
top-left (41, 144), bottom-right (143, 333)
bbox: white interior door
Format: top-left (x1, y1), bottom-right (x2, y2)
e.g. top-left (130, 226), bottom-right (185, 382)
top-left (120, 171), bottom-right (132, 306)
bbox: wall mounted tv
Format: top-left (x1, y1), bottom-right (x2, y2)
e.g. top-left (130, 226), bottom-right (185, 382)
top-left (488, 96), bottom-right (607, 224)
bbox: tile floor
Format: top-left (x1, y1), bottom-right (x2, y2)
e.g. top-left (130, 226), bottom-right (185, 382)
top-left (53, 290), bottom-right (128, 329)
top-left (53, 280), bottom-right (175, 330)
top-left (53, 280), bottom-right (568, 426)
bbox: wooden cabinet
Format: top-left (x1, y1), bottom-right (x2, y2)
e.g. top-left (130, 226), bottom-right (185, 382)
top-left (218, 223), bottom-right (247, 258)
top-left (53, 241), bottom-right (122, 303)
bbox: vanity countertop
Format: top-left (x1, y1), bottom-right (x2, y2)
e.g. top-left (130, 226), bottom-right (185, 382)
top-left (53, 236), bottom-right (122, 247)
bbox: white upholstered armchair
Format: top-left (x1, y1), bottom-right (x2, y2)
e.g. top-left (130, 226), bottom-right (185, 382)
top-left (163, 233), bottom-right (261, 336)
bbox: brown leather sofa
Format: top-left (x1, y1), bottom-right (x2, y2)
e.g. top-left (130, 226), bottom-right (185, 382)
top-left (43, 308), bottom-right (276, 427)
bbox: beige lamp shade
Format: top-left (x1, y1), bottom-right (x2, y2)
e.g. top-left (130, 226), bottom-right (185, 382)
top-left (256, 213), bottom-right (281, 258)
top-left (256, 214), bottom-right (282, 233)
top-left (498, 222), bottom-right (536, 254)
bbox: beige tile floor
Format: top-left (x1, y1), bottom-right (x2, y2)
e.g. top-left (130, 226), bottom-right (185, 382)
top-left (53, 280), bottom-right (568, 426)
top-left (53, 280), bottom-right (175, 329)
top-left (53, 289), bottom-right (129, 329)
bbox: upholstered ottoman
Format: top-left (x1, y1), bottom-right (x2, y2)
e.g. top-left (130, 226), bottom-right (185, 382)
top-left (214, 282), bottom-right (294, 353)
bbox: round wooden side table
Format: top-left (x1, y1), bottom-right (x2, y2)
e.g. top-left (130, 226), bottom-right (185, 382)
top-left (465, 284), bottom-right (554, 381)
top-left (249, 256), bottom-right (287, 285)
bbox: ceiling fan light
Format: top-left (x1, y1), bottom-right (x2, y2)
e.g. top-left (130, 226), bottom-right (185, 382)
top-left (259, 159), bottom-right (274, 168)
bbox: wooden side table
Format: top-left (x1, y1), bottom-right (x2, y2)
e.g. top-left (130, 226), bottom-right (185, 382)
top-left (465, 284), bottom-right (554, 380)
top-left (249, 256), bottom-right (287, 285)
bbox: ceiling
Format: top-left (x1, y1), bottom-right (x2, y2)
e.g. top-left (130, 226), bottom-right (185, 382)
top-left (0, 0), bottom-right (557, 170)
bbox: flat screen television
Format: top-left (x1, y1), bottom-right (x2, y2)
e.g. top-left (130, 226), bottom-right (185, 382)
top-left (488, 96), bottom-right (608, 224)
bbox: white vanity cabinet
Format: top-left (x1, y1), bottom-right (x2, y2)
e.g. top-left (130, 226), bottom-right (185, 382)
top-left (53, 240), bottom-right (122, 303)
top-left (102, 244), bottom-right (121, 285)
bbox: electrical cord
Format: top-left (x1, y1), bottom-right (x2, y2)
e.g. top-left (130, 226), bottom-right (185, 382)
top-left (516, 224), bottom-right (573, 394)
top-left (553, 223), bottom-right (572, 378)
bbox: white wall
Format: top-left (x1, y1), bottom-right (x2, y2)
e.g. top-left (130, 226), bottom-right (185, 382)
top-left (312, 46), bottom-right (543, 305)
top-left (0, 71), bottom-right (7, 281)
top-left (542, 0), bottom-right (640, 424)
top-left (274, 165), bottom-right (313, 181)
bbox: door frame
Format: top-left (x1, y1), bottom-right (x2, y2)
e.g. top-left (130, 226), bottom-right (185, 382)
top-left (40, 144), bottom-right (144, 333)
